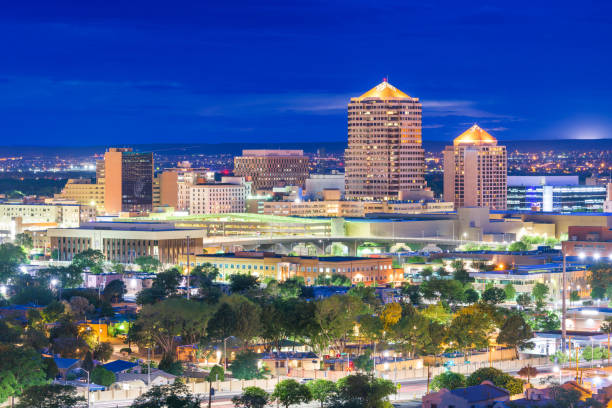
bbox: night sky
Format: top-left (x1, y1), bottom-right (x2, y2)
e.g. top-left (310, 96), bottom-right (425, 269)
top-left (1, 1), bottom-right (611, 145)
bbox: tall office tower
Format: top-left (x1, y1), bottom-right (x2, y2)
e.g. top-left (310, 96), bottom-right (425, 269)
top-left (345, 79), bottom-right (425, 200)
top-left (443, 124), bottom-right (507, 210)
top-left (104, 148), bottom-right (154, 214)
top-left (234, 150), bottom-right (309, 190)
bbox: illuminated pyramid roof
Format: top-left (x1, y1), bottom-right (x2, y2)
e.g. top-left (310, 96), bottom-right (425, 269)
top-left (454, 124), bottom-right (497, 145)
top-left (355, 79), bottom-right (411, 100)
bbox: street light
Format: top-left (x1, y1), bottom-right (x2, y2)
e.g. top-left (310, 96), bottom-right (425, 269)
top-left (553, 365), bottom-right (561, 383)
top-left (80, 368), bottom-right (91, 408)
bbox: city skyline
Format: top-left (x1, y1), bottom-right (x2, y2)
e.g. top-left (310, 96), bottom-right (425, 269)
top-left (1, 1), bottom-right (611, 145)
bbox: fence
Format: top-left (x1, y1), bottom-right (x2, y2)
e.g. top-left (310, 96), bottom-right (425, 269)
top-left (63, 356), bottom-right (550, 405)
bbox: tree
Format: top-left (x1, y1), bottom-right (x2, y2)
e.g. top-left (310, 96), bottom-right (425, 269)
top-left (569, 290), bottom-right (580, 305)
top-left (0, 372), bottom-right (18, 404)
top-left (69, 296), bottom-right (93, 319)
top-left (158, 354), bottom-right (184, 376)
top-left (93, 342), bottom-right (113, 362)
top-left (532, 282), bottom-right (549, 303)
top-left (601, 317), bottom-right (612, 365)
top-left (466, 367), bottom-right (523, 395)
top-left (39, 265), bottom-right (83, 289)
top-left (229, 274), bottom-right (260, 293)
top-left (354, 350), bottom-right (374, 373)
top-left (230, 351), bottom-right (267, 380)
top-left (136, 268), bottom-right (182, 305)
top-left (482, 287), bottom-right (506, 305)
top-left (206, 365), bottom-right (224, 408)
top-left (452, 261), bottom-right (473, 285)
top-left (535, 311), bottom-right (560, 331)
top-left (504, 283), bottom-right (516, 300)
top-left (401, 284), bottom-right (422, 306)
top-left (497, 314), bottom-right (534, 357)
top-left (330, 374), bottom-right (395, 408)
top-left (430, 371), bottom-right (466, 391)
top-left (232, 386), bottom-right (269, 408)
top-left (508, 241), bottom-right (529, 252)
top-left (71, 249), bottom-right (105, 274)
top-left (15, 384), bottom-right (86, 408)
top-left (102, 280), bottom-right (126, 303)
top-left (380, 303), bottom-right (402, 330)
top-left (548, 385), bottom-right (582, 408)
top-left (0, 243), bottom-right (27, 283)
top-left (131, 298), bottom-right (213, 357)
top-left (134, 255), bottom-right (161, 273)
top-left (0, 345), bottom-right (47, 401)
top-left (517, 366), bottom-right (538, 384)
top-left (10, 277), bottom-right (54, 306)
top-left (131, 381), bottom-right (201, 408)
top-left (462, 288), bottom-right (480, 304)
top-left (447, 305), bottom-right (496, 356)
top-left (207, 302), bottom-right (237, 341)
top-left (516, 293), bottom-right (532, 309)
top-left (42, 357), bottom-right (59, 380)
top-left (91, 366), bottom-right (116, 387)
top-left (272, 379), bottom-right (312, 408)
top-left (314, 294), bottom-right (366, 354)
top-left (14, 233), bottom-right (33, 250)
top-left (581, 346), bottom-right (609, 362)
top-left (307, 379), bottom-right (336, 408)
top-left (592, 285), bottom-right (606, 301)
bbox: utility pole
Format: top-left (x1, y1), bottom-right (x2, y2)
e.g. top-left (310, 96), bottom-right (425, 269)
top-left (186, 235), bottom-right (191, 299)
top-left (562, 251), bottom-right (567, 354)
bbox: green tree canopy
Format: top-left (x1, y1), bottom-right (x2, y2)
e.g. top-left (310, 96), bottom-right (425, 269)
top-left (330, 374), bottom-right (395, 408)
top-left (71, 249), bottom-right (105, 274)
top-left (532, 282), bottom-right (549, 303)
top-left (229, 274), bottom-right (259, 293)
top-left (503, 283), bottom-right (516, 300)
top-left (134, 255), bottom-right (161, 273)
top-left (497, 314), bottom-right (534, 357)
top-left (0, 345), bottom-right (47, 401)
top-left (272, 379), bottom-right (312, 408)
top-left (516, 293), bottom-right (532, 309)
top-left (14, 233), bottom-right (33, 250)
top-left (15, 384), bottom-right (85, 408)
top-left (91, 366), bottom-right (116, 387)
top-left (307, 379), bottom-right (336, 408)
top-left (130, 381), bottom-right (201, 408)
top-left (430, 371), bottom-right (466, 391)
top-left (102, 279), bottom-right (126, 303)
top-left (482, 287), bottom-right (507, 305)
top-left (466, 367), bottom-right (524, 395)
top-left (0, 243), bottom-right (27, 283)
top-left (230, 352), bottom-right (267, 380)
top-left (232, 386), bottom-right (269, 408)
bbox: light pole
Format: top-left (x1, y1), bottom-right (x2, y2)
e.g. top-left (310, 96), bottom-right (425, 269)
top-left (186, 235), bottom-right (191, 300)
top-left (562, 251), bottom-right (567, 355)
top-left (81, 368), bottom-right (91, 408)
top-left (223, 336), bottom-right (233, 370)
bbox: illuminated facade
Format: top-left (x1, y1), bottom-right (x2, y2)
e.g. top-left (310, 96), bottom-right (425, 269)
top-left (192, 251), bottom-right (398, 286)
top-left (104, 148), bottom-right (154, 214)
top-left (55, 179), bottom-right (105, 213)
top-left (263, 199), bottom-right (453, 217)
top-left (443, 125), bottom-right (507, 210)
top-left (189, 183), bottom-right (247, 214)
top-left (345, 80), bottom-right (425, 200)
top-left (234, 150), bottom-right (309, 190)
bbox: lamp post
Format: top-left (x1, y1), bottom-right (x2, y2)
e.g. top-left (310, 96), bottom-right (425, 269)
top-left (562, 251), bottom-right (567, 355)
top-left (186, 235), bottom-right (191, 300)
top-left (223, 336), bottom-right (233, 370)
top-left (81, 368), bottom-right (91, 408)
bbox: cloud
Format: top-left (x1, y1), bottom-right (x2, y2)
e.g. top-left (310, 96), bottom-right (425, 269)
top-left (422, 100), bottom-right (514, 119)
top-left (423, 124), bottom-right (445, 129)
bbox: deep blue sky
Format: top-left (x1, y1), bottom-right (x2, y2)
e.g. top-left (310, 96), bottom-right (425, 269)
top-left (1, 0), bottom-right (611, 145)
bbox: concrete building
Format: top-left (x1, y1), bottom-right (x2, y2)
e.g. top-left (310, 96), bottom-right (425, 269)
top-left (562, 225), bottom-right (612, 258)
top-left (469, 263), bottom-right (590, 302)
top-left (507, 176), bottom-right (605, 212)
top-left (0, 203), bottom-right (81, 234)
top-left (193, 251), bottom-right (398, 286)
top-left (48, 222), bottom-right (205, 264)
top-left (234, 150), bottom-right (309, 190)
top-left (305, 173), bottom-right (345, 198)
top-left (157, 162), bottom-right (210, 211)
top-left (189, 183), bottom-right (247, 215)
top-left (104, 148), bottom-right (154, 214)
top-left (55, 179), bottom-right (105, 214)
top-left (444, 125), bottom-right (507, 210)
top-left (263, 196), bottom-right (453, 218)
top-left (345, 79), bottom-right (426, 200)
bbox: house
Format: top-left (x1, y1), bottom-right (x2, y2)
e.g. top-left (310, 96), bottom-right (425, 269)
top-left (112, 370), bottom-right (176, 389)
top-left (496, 381), bottom-right (593, 407)
top-left (422, 381), bottom-right (510, 408)
top-left (51, 357), bottom-right (81, 379)
top-left (101, 359), bottom-right (139, 374)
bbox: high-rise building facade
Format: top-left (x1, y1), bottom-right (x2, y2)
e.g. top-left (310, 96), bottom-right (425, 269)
top-left (189, 183), bottom-right (247, 215)
top-left (345, 80), bottom-right (425, 200)
top-left (234, 150), bottom-right (309, 191)
top-left (443, 125), bottom-right (507, 210)
top-left (104, 148), bottom-right (154, 214)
